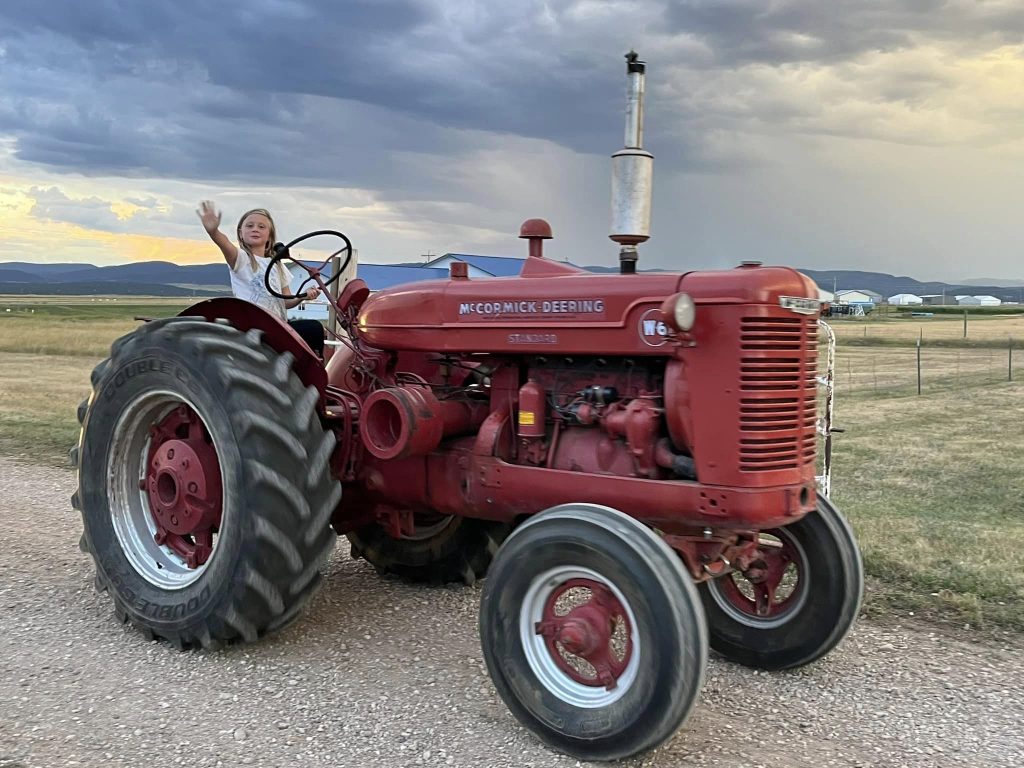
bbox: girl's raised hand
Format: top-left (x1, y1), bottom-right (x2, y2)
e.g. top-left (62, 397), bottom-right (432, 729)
top-left (197, 200), bottom-right (222, 234)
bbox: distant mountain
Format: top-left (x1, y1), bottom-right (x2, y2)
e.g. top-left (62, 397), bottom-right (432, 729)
top-left (47, 261), bottom-right (231, 286)
top-left (0, 268), bottom-right (45, 282)
top-left (959, 277), bottom-right (1024, 287)
top-left (0, 260), bottom-right (231, 293)
top-left (0, 281), bottom-right (227, 297)
top-left (797, 269), bottom-right (1024, 303)
top-left (2, 261), bottom-right (100, 276)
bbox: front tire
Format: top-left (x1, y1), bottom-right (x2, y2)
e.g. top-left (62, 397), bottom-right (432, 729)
top-left (73, 317), bottom-right (341, 649)
top-left (480, 503), bottom-right (707, 761)
top-left (699, 493), bottom-right (863, 670)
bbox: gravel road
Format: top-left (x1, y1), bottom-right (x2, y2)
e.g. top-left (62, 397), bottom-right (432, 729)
top-left (1, 455), bottom-right (1020, 768)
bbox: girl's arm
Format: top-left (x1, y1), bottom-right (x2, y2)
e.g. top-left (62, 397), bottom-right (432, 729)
top-left (196, 200), bottom-right (238, 269)
top-left (284, 286), bottom-right (321, 309)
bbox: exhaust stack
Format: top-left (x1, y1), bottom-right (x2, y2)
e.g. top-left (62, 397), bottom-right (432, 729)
top-left (610, 50), bottom-right (653, 275)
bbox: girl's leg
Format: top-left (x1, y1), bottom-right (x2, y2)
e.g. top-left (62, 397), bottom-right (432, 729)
top-left (288, 319), bottom-right (325, 358)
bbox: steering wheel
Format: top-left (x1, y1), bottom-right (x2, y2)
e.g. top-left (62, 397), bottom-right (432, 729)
top-left (263, 229), bottom-right (353, 300)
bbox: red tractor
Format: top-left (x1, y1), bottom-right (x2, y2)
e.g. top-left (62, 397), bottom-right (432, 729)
top-left (71, 54), bottom-right (861, 762)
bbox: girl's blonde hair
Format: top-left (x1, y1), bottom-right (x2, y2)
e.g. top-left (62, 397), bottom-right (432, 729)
top-left (237, 208), bottom-right (292, 294)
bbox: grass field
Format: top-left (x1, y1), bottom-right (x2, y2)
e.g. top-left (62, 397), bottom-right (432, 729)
top-left (0, 300), bottom-right (190, 459)
top-left (2, 299), bottom-right (1022, 634)
top-left (830, 383), bottom-right (1024, 632)
top-left (1, 298), bottom-right (191, 357)
top-left (831, 311), bottom-right (1024, 346)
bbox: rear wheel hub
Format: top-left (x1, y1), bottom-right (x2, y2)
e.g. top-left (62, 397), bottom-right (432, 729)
top-left (144, 405), bottom-right (223, 569)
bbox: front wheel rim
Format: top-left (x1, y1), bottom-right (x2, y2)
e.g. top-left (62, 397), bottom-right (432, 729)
top-left (519, 566), bottom-right (641, 708)
top-left (107, 391), bottom-right (225, 590)
top-left (705, 529), bottom-right (810, 628)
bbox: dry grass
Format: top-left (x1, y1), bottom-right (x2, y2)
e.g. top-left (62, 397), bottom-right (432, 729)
top-left (0, 318), bottom-right (145, 357)
top-left (831, 313), bottom-right (1024, 344)
top-left (0, 352), bottom-right (95, 462)
top-left (0, 300), bottom-right (185, 461)
top-left (824, 318), bottom-right (1024, 630)
top-left (831, 383), bottom-right (1024, 631)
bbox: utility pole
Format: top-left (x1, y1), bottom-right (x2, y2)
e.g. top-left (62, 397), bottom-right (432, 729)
top-left (916, 334), bottom-right (922, 395)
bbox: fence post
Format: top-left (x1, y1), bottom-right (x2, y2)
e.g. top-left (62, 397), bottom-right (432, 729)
top-left (963, 309), bottom-right (968, 339)
top-left (1010, 337), bottom-right (1014, 383)
top-left (916, 336), bottom-right (922, 395)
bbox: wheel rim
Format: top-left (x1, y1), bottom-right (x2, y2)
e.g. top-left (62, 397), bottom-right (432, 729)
top-left (403, 513), bottom-right (455, 541)
top-left (520, 566), bottom-right (640, 708)
top-left (706, 529), bottom-right (810, 628)
top-left (108, 391), bottom-right (224, 589)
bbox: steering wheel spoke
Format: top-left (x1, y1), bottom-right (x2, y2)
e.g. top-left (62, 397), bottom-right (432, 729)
top-left (264, 230), bottom-right (353, 302)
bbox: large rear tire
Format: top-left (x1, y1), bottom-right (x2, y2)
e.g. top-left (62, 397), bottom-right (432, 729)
top-left (73, 317), bottom-right (341, 649)
top-left (698, 493), bottom-right (863, 670)
top-left (480, 503), bottom-right (707, 761)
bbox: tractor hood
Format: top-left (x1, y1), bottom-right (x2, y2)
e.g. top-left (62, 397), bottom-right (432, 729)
top-left (356, 258), bottom-right (819, 355)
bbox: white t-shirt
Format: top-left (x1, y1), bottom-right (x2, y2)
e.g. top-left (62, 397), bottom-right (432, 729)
top-left (229, 249), bottom-right (290, 322)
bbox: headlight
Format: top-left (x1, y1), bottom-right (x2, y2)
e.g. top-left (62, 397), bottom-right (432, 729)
top-left (673, 292), bottom-right (695, 331)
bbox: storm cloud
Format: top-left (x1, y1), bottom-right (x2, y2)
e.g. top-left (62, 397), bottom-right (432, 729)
top-left (1, 0), bottom-right (1022, 277)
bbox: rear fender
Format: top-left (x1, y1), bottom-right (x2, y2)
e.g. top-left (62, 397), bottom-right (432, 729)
top-left (179, 298), bottom-right (327, 395)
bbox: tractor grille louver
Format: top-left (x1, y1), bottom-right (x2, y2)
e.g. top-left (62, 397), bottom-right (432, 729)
top-left (738, 315), bottom-right (817, 472)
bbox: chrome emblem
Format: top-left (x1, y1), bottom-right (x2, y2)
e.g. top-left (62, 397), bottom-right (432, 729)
top-left (779, 296), bottom-right (821, 315)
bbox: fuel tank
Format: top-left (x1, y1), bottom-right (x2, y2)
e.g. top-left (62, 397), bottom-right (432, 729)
top-left (356, 257), bottom-right (819, 355)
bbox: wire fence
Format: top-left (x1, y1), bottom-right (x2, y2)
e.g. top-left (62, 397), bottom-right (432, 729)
top-left (827, 341), bottom-right (1017, 398)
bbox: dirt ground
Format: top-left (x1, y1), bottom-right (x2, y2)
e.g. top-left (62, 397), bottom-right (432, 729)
top-left (0, 455), bottom-right (1020, 768)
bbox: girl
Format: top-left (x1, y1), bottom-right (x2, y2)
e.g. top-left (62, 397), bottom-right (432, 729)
top-left (197, 201), bottom-right (325, 357)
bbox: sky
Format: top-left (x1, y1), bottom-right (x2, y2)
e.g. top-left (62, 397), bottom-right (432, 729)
top-left (0, 0), bottom-right (1022, 281)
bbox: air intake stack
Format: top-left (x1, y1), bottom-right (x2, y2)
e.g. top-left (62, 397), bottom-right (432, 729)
top-left (610, 50), bottom-right (653, 274)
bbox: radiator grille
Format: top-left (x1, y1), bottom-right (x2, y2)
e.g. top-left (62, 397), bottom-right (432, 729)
top-left (739, 316), bottom-right (817, 472)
